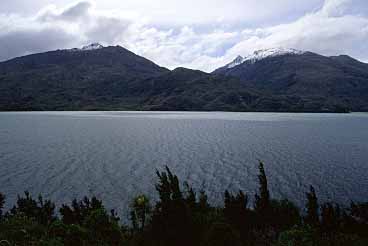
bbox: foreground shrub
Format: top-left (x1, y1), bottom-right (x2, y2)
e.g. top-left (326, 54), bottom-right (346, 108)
top-left (275, 226), bottom-right (318, 246)
top-left (202, 222), bottom-right (242, 246)
top-left (0, 162), bottom-right (367, 246)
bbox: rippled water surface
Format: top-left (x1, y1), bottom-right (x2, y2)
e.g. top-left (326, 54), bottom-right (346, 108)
top-left (0, 112), bottom-right (367, 217)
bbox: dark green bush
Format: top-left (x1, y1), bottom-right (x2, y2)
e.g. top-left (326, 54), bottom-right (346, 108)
top-left (0, 162), bottom-right (367, 246)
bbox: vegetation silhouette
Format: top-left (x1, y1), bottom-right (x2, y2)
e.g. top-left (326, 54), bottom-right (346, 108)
top-left (0, 161), bottom-right (367, 245)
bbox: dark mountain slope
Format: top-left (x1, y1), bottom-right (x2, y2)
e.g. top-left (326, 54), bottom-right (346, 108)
top-left (0, 45), bottom-right (169, 110)
top-left (0, 46), bottom-right (259, 111)
top-left (131, 68), bottom-right (260, 111)
top-left (213, 52), bottom-right (368, 111)
top-left (1, 44), bottom-right (368, 112)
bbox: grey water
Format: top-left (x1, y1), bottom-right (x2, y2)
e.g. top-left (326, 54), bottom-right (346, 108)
top-left (0, 111), bottom-right (367, 218)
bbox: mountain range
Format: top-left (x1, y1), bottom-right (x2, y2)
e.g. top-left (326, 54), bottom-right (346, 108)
top-left (1, 44), bottom-right (367, 112)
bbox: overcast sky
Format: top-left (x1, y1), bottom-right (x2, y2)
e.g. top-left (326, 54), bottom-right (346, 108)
top-left (0, 0), bottom-right (367, 71)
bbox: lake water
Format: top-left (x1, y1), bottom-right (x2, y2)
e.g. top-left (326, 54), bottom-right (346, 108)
top-left (0, 111), bottom-right (367, 218)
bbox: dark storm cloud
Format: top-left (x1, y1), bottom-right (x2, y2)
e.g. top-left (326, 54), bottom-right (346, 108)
top-left (0, 1), bottom-right (136, 62)
top-left (0, 27), bottom-right (76, 61)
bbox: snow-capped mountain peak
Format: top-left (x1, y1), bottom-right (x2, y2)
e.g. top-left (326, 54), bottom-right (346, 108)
top-left (67, 43), bottom-right (105, 52)
top-left (225, 48), bottom-right (305, 69)
top-left (247, 48), bottom-right (305, 62)
top-left (227, 55), bottom-right (244, 68)
top-left (81, 43), bottom-right (104, 51)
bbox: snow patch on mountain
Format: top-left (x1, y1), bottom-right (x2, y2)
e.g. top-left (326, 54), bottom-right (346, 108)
top-left (81, 43), bottom-right (104, 51)
top-left (227, 55), bottom-right (244, 68)
top-left (67, 43), bottom-right (104, 52)
top-left (226, 48), bottom-right (305, 69)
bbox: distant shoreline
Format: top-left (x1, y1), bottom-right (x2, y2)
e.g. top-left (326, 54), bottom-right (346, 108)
top-left (0, 109), bottom-right (354, 113)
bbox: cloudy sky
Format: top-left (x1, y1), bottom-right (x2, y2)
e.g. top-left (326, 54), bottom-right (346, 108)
top-left (0, 0), bottom-right (367, 71)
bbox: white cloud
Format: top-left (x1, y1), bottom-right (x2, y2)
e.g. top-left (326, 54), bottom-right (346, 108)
top-left (36, 1), bottom-right (92, 22)
top-left (181, 0), bottom-right (368, 71)
top-left (215, 0), bottom-right (368, 69)
top-left (321, 0), bottom-right (351, 16)
top-left (0, 0), bottom-right (367, 72)
top-left (0, 0), bottom-right (323, 25)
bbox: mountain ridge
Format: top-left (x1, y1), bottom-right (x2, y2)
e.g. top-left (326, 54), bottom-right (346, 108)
top-left (213, 51), bottom-right (368, 112)
top-left (0, 44), bottom-right (367, 112)
top-left (217, 47), bottom-right (306, 71)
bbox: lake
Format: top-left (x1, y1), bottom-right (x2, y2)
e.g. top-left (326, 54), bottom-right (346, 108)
top-left (0, 111), bottom-right (367, 218)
